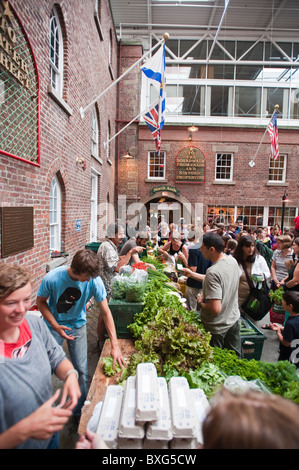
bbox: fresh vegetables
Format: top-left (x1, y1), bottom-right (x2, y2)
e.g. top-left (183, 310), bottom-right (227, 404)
top-left (132, 262), bottom-right (147, 271)
top-left (111, 276), bottom-right (128, 300)
top-left (269, 286), bottom-right (284, 305)
top-left (102, 356), bottom-right (122, 376)
top-left (103, 257), bottom-right (299, 404)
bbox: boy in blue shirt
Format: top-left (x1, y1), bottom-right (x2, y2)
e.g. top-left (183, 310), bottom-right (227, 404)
top-left (271, 291), bottom-right (299, 368)
top-left (36, 249), bottom-right (125, 417)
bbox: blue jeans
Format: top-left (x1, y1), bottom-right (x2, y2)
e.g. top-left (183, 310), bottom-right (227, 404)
top-left (49, 324), bottom-right (88, 417)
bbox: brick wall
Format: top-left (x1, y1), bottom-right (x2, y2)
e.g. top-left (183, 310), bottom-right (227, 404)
top-left (0, 0), bottom-right (118, 297)
top-left (117, 42), bottom-right (299, 224)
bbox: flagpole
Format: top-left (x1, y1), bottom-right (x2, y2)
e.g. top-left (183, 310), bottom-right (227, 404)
top-left (104, 99), bottom-right (160, 148)
top-left (248, 104), bottom-right (279, 167)
top-left (80, 33), bottom-right (169, 119)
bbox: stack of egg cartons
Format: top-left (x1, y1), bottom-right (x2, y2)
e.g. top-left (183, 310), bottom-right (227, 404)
top-left (95, 384), bottom-right (123, 449)
top-left (94, 362), bottom-right (210, 449)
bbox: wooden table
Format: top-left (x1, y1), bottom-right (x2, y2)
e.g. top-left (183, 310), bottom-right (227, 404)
top-left (78, 338), bottom-right (135, 436)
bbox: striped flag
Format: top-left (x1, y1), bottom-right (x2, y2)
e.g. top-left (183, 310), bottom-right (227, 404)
top-left (141, 44), bottom-right (166, 137)
top-left (143, 104), bottom-right (161, 155)
top-left (267, 110), bottom-right (279, 160)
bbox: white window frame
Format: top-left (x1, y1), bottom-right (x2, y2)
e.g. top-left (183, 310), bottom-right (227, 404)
top-left (106, 122), bottom-right (112, 164)
top-left (147, 151), bottom-right (166, 180)
top-left (268, 154), bottom-right (287, 183)
top-left (90, 171), bottom-right (100, 242)
top-left (94, 0), bottom-right (103, 40)
top-left (49, 175), bottom-right (61, 251)
top-left (50, 7), bottom-right (63, 96)
top-left (215, 153), bottom-right (233, 181)
top-left (91, 108), bottom-right (99, 159)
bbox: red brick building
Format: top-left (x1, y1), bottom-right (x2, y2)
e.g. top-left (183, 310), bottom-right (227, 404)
top-left (0, 0), bottom-right (118, 295)
top-left (1, 0), bottom-right (299, 298)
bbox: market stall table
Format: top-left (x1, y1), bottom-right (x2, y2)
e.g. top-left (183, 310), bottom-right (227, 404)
top-left (78, 338), bottom-right (135, 436)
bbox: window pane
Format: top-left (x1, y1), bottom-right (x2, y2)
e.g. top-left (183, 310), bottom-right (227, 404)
top-left (235, 87), bottom-right (261, 117)
top-left (265, 87), bottom-right (284, 114)
top-left (210, 86), bottom-right (229, 116)
top-left (237, 41), bottom-right (263, 61)
top-left (215, 154), bottom-right (232, 180)
top-left (149, 151), bottom-right (165, 178)
top-left (237, 206), bottom-right (264, 227)
top-left (269, 155), bottom-right (285, 182)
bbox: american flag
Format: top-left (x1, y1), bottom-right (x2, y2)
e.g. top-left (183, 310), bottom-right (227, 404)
top-left (267, 110), bottom-right (279, 160)
top-left (143, 104), bottom-right (161, 155)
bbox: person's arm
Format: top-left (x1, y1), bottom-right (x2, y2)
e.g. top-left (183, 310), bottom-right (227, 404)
top-left (271, 324), bottom-right (291, 347)
top-left (270, 259), bottom-right (279, 287)
top-left (36, 296), bottom-right (75, 340)
top-left (182, 267), bottom-right (205, 281)
top-left (98, 298), bottom-right (126, 369)
top-left (54, 358), bottom-right (81, 410)
top-left (197, 293), bottom-right (222, 315)
top-left (285, 264), bottom-right (299, 289)
top-left (159, 240), bottom-right (171, 253)
top-left (177, 249), bottom-right (188, 267)
top-left (116, 247), bottom-right (143, 272)
top-left (0, 389), bottom-right (72, 449)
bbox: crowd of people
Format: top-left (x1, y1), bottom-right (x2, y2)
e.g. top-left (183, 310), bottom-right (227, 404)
top-left (0, 215), bottom-right (299, 449)
top-left (145, 216), bottom-right (299, 366)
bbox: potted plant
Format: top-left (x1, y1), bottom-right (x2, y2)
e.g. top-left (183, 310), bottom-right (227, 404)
top-left (269, 286), bottom-right (285, 324)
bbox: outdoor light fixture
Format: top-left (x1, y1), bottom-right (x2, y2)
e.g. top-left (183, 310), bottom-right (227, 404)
top-left (122, 151), bottom-right (134, 159)
top-left (187, 125), bottom-right (199, 141)
top-left (281, 190), bottom-right (291, 233)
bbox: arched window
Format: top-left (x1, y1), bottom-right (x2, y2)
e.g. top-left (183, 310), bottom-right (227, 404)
top-left (50, 175), bottom-right (61, 251)
top-left (50, 7), bottom-right (63, 96)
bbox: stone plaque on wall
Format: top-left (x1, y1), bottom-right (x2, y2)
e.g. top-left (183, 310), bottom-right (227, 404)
top-left (1, 207), bottom-right (34, 258)
top-left (175, 146), bottom-right (205, 183)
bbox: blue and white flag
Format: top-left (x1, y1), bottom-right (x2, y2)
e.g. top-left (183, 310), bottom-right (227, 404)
top-left (141, 44), bottom-right (166, 131)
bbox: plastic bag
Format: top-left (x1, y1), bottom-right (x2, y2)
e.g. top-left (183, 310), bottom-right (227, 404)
top-left (224, 375), bottom-right (270, 394)
top-left (125, 268), bottom-right (148, 302)
top-left (111, 274), bottom-right (128, 300)
top-left (119, 265), bottom-right (133, 276)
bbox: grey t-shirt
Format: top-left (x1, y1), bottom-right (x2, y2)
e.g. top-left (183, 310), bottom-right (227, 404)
top-left (0, 314), bottom-right (66, 449)
top-left (201, 255), bottom-right (240, 334)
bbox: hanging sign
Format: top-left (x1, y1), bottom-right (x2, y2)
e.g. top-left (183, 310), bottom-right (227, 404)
top-left (150, 185), bottom-right (180, 196)
top-left (175, 146), bottom-right (205, 183)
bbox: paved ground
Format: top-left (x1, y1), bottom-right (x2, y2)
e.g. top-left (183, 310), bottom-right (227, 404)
top-left (52, 308), bottom-right (281, 449)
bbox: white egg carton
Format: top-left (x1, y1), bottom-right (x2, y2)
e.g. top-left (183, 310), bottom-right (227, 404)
top-left (143, 438), bottom-right (169, 449)
top-left (118, 437), bottom-right (143, 449)
top-left (170, 437), bottom-right (197, 449)
top-left (119, 376), bottom-right (145, 439)
top-left (189, 388), bottom-right (210, 446)
top-left (96, 385), bottom-right (123, 449)
top-left (146, 377), bottom-right (173, 441)
top-left (168, 376), bottom-right (196, 439)
top-left (135, 363), bottom-right (160, 422)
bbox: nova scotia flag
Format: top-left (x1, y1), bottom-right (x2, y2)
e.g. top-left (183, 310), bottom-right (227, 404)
top-left (141, 44), bottom-right (166, 133)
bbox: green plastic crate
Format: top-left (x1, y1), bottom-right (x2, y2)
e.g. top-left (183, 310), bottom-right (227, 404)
top-left (108, 299), bottom-right (143, 338)
top-left (85, 242), bottom-right (101, 253)
top-left (240, 316), bottom-right (266, 360)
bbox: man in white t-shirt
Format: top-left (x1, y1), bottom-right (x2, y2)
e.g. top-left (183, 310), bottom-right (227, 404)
top-left (197, 232), bottom-right (241, 357)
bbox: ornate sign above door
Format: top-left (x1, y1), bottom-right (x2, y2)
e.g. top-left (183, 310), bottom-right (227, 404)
top-left (175, 146), bottom-right (205, 184)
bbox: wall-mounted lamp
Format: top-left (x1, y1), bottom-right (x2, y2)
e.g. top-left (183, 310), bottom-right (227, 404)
top-left (122, 151), bottom-right (134, 159)
top-left (187, 125), bottom-right (199, 141)
top-left (281, 190), bottom-right (291, 233)
top-left (76, 157), bottom-right (86, 170)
